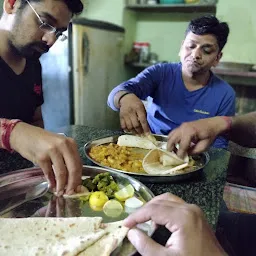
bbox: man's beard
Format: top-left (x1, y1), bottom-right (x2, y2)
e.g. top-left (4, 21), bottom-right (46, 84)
top-left (9, 41), bottom-right (49, 60)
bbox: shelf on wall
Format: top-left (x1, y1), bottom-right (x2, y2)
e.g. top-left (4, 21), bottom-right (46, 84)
top-left (128, 62), bottom-right (256, 77)
top-left (126, 62), bottom-right (153, 68)
top-left (125, 4), bottom-right (216, 13)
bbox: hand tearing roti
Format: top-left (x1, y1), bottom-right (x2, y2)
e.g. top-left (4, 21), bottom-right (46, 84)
top-left (78, 220), bottom-right (129, 256)
top-left (143, 148), bottom-right (189, 175)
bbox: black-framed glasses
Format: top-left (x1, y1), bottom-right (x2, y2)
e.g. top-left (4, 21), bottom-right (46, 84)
top-left (26, 0), bottom-right (68, 42)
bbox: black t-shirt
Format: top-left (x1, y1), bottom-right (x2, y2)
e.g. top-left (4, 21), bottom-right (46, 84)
top-left (0, 57), bottom-right (44, 123)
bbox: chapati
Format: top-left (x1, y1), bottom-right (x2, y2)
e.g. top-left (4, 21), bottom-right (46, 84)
top-left (117, 135), bottom-right (157, 150)
top-left (78, 221), bottom-right (129, 256)
top-left (143, 148), bottom-right (189, 175)
top-left (54, 185), bottom-right (90, 198)
top-left (0, 217), bottom-right (105, 256)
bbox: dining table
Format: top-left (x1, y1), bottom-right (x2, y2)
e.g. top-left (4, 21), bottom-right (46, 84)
top-left (0, 125), bottom-right (231, 251)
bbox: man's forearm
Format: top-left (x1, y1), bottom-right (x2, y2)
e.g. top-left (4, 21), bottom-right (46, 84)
top-left (228, 112), bottom-right (256, 147)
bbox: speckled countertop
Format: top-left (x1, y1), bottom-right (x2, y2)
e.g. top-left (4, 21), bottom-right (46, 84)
top-left (0, 125), bottom-right (231, 231)
top-left (228, 141), bottom-right (256, 159)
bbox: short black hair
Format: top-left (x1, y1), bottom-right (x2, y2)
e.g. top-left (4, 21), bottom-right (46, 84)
top-left (20, 0), bottom-right (83, 15)
top-left (185, 15), bottom-right (229, 52)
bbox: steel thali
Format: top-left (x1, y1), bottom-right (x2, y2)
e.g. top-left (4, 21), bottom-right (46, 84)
top-left (0, 165), bottom-right (155, 256)
top-left (84, 134), bottom-right (210, 183)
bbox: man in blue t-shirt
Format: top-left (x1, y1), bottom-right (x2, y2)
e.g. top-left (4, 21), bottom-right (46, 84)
top-left (108, 15), bottom-right (236, 149)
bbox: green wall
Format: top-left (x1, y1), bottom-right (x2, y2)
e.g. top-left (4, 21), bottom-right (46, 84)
top-left (81, 0), bottom-right (125, 26)
top-left (216, 0), bottom-right (256, 64)
top-left (82, 0), bottom-right (256, 65)
top-left (81, 0), bottom-right (136, 55)
top-left (135, 12), bottom-right (207, 62)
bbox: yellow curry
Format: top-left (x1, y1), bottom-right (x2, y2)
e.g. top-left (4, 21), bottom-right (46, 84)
top-left (89, 143), bottom-right (146, 173)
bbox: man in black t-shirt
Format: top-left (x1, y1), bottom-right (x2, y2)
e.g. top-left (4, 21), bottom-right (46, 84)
top-left (0, 58), bottom-right (44, 126)
top-left (0, 0), bottom-right (84, 196)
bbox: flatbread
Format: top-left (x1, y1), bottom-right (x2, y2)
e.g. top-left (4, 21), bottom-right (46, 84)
top-left (78, 221), bottom-right (129, 256)
top-left (0, 217), bottom-right (106, 256)
top-left (62, 191), bottom-right (90, 199)
top-left (143, 148), bottom-right (189, 175)
top-left (117, 135), bottom-right (157, 150)
top-left (54, 185), bottom-right (90, 198)
top-left (160, 151), bottom-right (189, 166)
top-left (78, 235), bottom-right (116, 256)
top-left (145, 134), bottom-right (158, 144)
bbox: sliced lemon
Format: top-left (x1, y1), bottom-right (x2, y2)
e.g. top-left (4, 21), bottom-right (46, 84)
top-left (103, 199), bottom-right (123, 217)
top-left (114, 184), bottom-right (135, 201)
top-left (89, 191), bottom-right (109, 208)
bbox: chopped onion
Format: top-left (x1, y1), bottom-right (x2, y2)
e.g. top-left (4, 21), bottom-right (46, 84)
top-left (125, 197), bottom-right (144, 209)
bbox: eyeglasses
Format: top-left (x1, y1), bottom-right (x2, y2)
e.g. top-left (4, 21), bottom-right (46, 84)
top-left (26, 0), bottom-right (68, 42)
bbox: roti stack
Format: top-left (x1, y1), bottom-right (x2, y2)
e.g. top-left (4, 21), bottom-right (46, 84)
top-left (0, 217), bottom-right (129, 256)
top-left (78, 221), bottom-right (129, 256)
top-left (117, 134), bottom-right (190, 175)
top-left (117, 134), bottom-right (157, 150)
top-left (143, 148), bottom-right (189, 175)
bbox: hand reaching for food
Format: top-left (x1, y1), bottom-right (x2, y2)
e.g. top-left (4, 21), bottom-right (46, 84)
top-left (10, 122), bottom-right (82, 196)
top-left (167, 117), bottom-right (229, 158)
top-left (118, 93), bottom-right (151, 135)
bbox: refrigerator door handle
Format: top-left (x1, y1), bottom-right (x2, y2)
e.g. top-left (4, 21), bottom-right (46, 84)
top-left (82, 32), bottom-right (89, 74)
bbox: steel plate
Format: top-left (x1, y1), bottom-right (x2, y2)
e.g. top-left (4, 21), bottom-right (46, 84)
top-left (0, 165), bottom-right (155, 256)
top-left (84, 135), bottom-right (210, 183)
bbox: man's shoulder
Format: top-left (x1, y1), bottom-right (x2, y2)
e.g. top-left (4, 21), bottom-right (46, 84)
top-left (150, 62), bottom-right (180, 76)
top-left (210, 73), bottom-right (235, 96)
top-left (154, 62), bottom-right (180, 70)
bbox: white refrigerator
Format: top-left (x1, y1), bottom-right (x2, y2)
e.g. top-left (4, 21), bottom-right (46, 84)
top-left (71, 19), bottom-right (125, 130)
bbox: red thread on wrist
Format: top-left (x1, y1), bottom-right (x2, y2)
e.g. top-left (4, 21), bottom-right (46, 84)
top-left (1, 119), bottom-right (22, 152)
top-left (220, 116), bottom-right (232, 131)
top-left (9, 0), bottom-right (15, 7)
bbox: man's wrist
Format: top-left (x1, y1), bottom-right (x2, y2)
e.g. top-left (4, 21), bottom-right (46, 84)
top-left (216, 116), bottom-right (233, 136)
top-left (114, 90), bottom-right (131, 109)
top-left (118, 92), bottom-right (132, 107)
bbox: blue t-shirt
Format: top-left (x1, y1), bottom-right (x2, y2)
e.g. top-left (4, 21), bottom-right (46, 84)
top-left (108, 62), bottom-right (236, 148)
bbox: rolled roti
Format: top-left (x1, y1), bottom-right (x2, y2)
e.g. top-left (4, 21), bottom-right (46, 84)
top-left (117, 135), bottom-right (157, 150)
top-left (54, 185), bottom-right (90, 198)
top-left (143, 149), bottom-right (189, 175)
top-left (78, 220), bottom-right (129, 256)
top-left (0, 217), bottom-right (106, 256)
